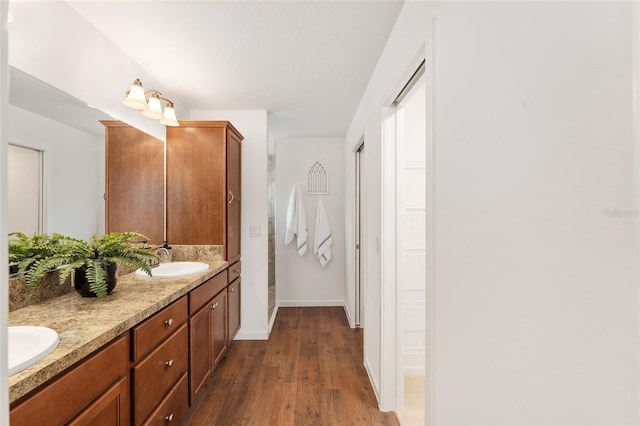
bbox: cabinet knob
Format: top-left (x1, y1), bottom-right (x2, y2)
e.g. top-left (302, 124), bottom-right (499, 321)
top-left (165, 359), bottom-right (174, 368)
top-left (228, 190), bottom-right (234, 204)
top-left (230, 287), bottom-right (235, 292)
top-left (233, 269), bottom-right (240, 274)
top-left (165, 318), bottom-right (174, 327)
top-left (211, 302), bottom-right (218, 310)
top-left (165, 413), bottom-right (174, 422)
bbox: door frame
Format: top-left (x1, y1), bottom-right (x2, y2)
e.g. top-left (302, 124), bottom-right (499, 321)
top-left (355, 137), bottom-right (365, 327)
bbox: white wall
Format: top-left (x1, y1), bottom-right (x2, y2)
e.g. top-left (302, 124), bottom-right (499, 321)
top-left (8, 1), bottom-right (179, 141)
top-left (8, 105), bottom-right (103, 240)
top-left (275, 138), bottom-right (345, 307)
top-left (345, 1), bottom-right (639, 424)
top-left (190, 109), bottom-right (269, 340)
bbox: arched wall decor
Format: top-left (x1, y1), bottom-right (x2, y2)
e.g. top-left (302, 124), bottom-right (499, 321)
top-left (307, 160), bottom-right (329, 195)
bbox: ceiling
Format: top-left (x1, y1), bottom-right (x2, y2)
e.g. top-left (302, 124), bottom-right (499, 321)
top-left (58, 1), bottom-right (404, 139)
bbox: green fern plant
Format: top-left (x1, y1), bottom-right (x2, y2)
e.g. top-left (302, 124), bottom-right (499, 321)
top-left (23, 231), bottom-right (157, 297)
top-left (8, 232), bottom-right (69, 275)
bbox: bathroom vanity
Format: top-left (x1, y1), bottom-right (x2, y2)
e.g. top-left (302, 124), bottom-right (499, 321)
top-left (8, 262), bottom-right (239, 426)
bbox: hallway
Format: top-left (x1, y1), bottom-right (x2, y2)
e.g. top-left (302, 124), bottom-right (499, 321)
top-left (184, 307), bottom-right (400, 425)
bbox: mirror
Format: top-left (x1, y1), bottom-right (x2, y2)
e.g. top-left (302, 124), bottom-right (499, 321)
top-left (8, 66), bottom-right (110, 240)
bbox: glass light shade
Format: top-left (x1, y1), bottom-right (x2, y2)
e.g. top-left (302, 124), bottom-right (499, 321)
top-left (142, 94), bottom-right (164, 119)
top-left (159, 103), bottom-right (180, 126)
top-left (123, 80), bottom-right (148, 110)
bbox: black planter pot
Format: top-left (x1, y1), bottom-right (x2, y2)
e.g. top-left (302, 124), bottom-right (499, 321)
top-left (9, 263), bottom-right (19, 276)
top-left (74, 263), bottom-right (118, 297)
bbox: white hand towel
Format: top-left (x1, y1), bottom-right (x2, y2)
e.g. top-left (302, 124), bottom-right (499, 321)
top-left (284, 185), bottom-right (308, 256)
top-left (284, 186), bottom-right (297, 246)
top-left (313, 198), bottom-right (332, 269)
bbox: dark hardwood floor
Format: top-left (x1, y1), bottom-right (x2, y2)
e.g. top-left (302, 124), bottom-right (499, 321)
top-left (184, 306), bottom-right (399, 426)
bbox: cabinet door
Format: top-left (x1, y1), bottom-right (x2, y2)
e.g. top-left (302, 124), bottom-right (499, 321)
top-left (226, 130), bottom-right (241, 263)
top-left (103, 121), bottom-right (164, 245)
top-left (68, 376), bottom-right (130, 426)
top-left (189, 302), bottom-right (213, 403)
top-left (211, 289), bottom-right (228, 368)
top-left (228, 279), bottom-right (241, 344)
top-left (166, 124), bottom-right (226, 245)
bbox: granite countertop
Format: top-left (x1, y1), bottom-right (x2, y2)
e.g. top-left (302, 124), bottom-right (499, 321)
top-left (8, 260), bottom-right (228, 404)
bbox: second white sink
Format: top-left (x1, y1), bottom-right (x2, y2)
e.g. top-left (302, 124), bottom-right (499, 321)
top-left (9, 326), bottom-right (59, 376)
top-left (137, 261), bottom-right (210, 278)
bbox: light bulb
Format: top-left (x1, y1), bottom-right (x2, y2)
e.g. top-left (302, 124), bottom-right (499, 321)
top-left (159, 103), bottom-right (180, 127)
top-left (142, 93), bottom-right (164, 119)
top-left (123, 79), bottom-right (148, 110)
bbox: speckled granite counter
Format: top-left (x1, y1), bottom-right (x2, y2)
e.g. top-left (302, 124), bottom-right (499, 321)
top-left (8, 260), bottom-right (228, 403)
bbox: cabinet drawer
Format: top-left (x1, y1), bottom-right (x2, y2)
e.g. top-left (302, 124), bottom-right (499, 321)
top-left (132, 296), bottom-right (187, 361)
top-left (143, 373), bottom-right (189, 426)
top-left (133, 324), bottom-right (188, 425)
top-left (189, 271), bottom-right (227, 314)
top-left (228, 261), bottom-right (241, 283)
top-left (10, 334), bottom-right (129, 426)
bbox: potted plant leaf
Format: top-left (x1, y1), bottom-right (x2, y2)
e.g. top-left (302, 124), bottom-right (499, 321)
top-left (24, 231), bottom-right (157, 297)
top-left (8, 232), bottom-right (68, 276)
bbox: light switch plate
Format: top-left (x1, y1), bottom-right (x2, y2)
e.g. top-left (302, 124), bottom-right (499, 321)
top-left (249, 225), bottom-right (262, 238)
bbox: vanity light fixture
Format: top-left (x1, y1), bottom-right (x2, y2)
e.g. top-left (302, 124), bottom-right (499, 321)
top-left (123, 78), bottom-right (180, 127)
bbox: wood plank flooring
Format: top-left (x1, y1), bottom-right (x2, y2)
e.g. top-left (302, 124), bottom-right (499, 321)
top-left (184, 306), bottom-right (400, 426)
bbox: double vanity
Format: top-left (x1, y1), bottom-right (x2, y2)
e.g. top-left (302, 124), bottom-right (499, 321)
top-left (8, 258), bottom-right (241, 425)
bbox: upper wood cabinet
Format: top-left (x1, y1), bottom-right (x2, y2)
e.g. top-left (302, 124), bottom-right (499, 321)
top-left (166, 121), bottom-right (243, 262)
top-left (102, 121), bottom-right (164, 245)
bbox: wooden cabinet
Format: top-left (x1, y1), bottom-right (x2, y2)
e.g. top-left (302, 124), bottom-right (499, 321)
top-left (211, 289), bottom-right (228, 367)
top-left (10, 270), bottom-right (238, 425)
top-left (68, 376), bottom-right (129, 426)
top-left (228, 261), bottom-right (241, 345)
top-left (188, 271), bottom-right (229, 403)
top-left (131, 297), bottom-right (189, 426)
top-left (226, 129), bottom-right (242, 263)
top-left (142, 374), bottom-right (189, 426)
top-left (10, 334), bottom-right (129, 426)
top-left (102, 121), bottom-right (164, 245)
top-left (166, 121), bottom-right (243, 262)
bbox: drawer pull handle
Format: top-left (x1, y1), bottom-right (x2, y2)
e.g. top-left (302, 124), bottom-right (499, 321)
top-left (228, 191), bottom-right (234, 204)
top-left (233, 269), bottom-right (240, 273)
top-left (165, 413), bottom-right (174, 422)
top-left (211, 302), bottom-right (218, 310)
top-left (165, 359), bottom-right (174, 368)
top-left (165, 318), bottom-right (174, 327)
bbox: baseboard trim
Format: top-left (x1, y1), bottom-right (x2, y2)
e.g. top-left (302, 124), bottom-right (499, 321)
top-left (343, 302), bottom-right (356, 328)
top-left (234, 330), bottom-right (268, 340)
top-left (364, 357), bottom-right (381, 406)
top-left (276, 299), bottom-right (345, 307)
top-left (268, 305), bottom-right (279, 335)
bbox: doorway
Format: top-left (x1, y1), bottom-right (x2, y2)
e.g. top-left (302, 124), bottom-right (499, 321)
top-left (8, 144), bottom-right (44, 234)
top-left (393, 62), bottom-right (426, 425)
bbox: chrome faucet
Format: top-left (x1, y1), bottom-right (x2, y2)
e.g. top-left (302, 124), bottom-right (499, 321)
top-left (154, 247), bottom-right (172, 263)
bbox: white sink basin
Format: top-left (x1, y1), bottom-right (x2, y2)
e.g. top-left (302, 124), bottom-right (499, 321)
top-left (137, 261), bottom-right (210, 278)
top-left (9, 326), bottom-right (59, 376)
